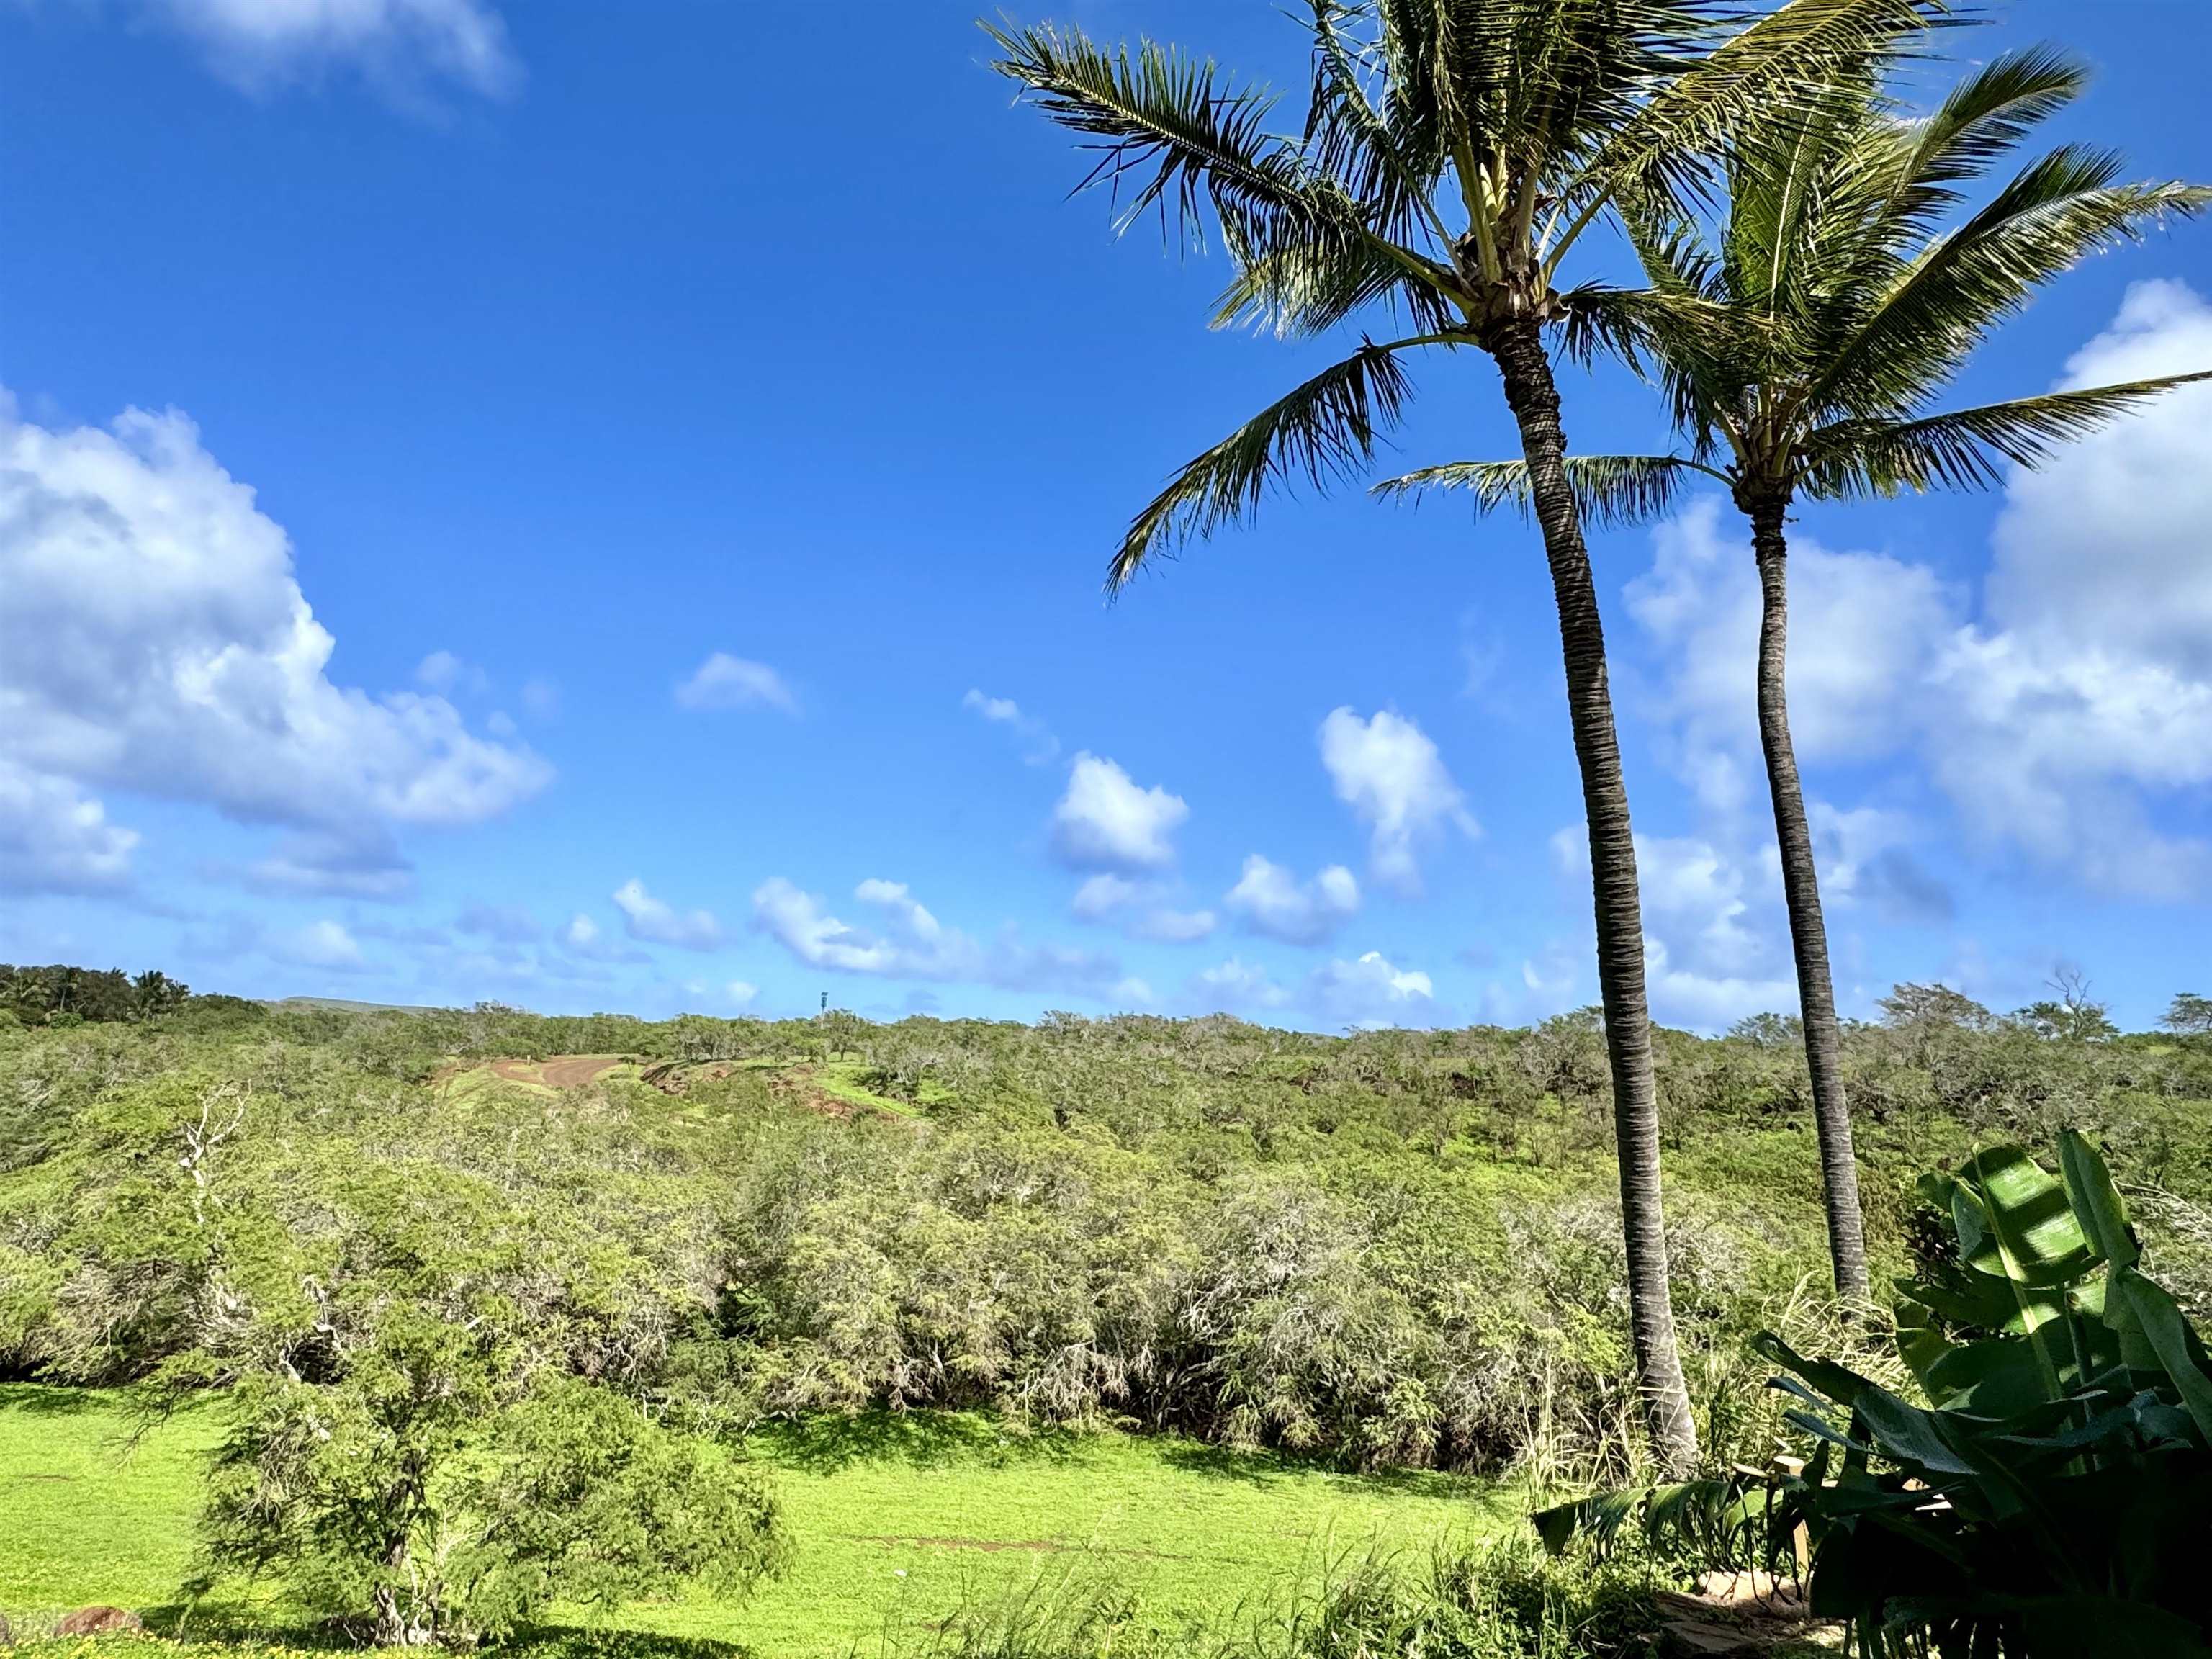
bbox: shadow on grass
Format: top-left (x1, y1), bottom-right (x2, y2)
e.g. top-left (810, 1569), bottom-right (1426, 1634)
top-left (496, 1627), bottom-right (761, 1659)
top-left (116, 1608), bottom-right (760, 1659)
top-left (1156, 1437), bottom-right (1492, 1504)
top-left (0, 1381), bottom-right (115, 1416)
top-left (748, 1408), bottom-right (1088, 1473)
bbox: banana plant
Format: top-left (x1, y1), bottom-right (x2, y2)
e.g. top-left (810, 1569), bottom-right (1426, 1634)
top-left (1537, 1132), bottom-right (2212, 1655)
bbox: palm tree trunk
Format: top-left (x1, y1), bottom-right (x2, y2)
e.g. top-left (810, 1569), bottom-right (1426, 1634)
top-left (1747, 496), bottom-right (1870, 1303)
top-left (1489, 314), bottom-right (1698, 1475)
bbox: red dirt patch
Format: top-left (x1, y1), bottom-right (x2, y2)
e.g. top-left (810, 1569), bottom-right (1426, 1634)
top-left (539, 1054), bottom-right (625, 1089)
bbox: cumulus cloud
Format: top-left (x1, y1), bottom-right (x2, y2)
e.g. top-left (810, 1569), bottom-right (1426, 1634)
top-left (963, 688), bottom-right (1060, 765)
top-left (726, 981), bottom-right (759, 1009)
top-left (1187, 948), bottom-right (1438, 1029)
top-left (1050, 753), bottom-right (1188, 871)
top-left (1809, 804), bottom-right (1953, 923)
top-left (1318, 708), bottom-right (1474, 894)
top-left (1068, 871), bottom-right (1215, 942)
top-left (1552, 827), bottom-right (1795, 1030)
top-left (752, 876), bottom-right (1126, 997)
top-left (1990, 280), bottom-right (2212, 673)
top-left (1309, 950), bottom-right (1437, 1030)
top-left (413, 649), bottom-right (486, 696)
top-left (0, 395), bottom-right (549, 894)
top-left (0, 761), bottom-right (138, 894)
top-left (1190, 957), bottom-right (1292, 1011)
top-left (142, 0), bottom-right (518, 96)
top-left (613, 878), bottom-right (724, 951)
top-left (243, 831), bottom-right (415, 900)
top-left (559, 912), bottom-right (647, 965)
top-left (267, 918), bottom-right (366, 971)
top-left (1223, 854), bottom-right (1359, 946)
top-left (1624, 495), bottom-right (1954, 814)
top-left (1628, 279), bottom-right (2212, 899)
top-left (675, 653), bottom-right (798, 715)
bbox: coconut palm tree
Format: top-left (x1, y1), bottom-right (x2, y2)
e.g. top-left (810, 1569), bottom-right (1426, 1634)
top-left (989, 0), bottom-right (1938, 1472)
top-left (1380, 45), bottom-right (2210, 1301)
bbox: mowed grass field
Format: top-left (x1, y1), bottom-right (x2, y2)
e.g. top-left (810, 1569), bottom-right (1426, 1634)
top-left (0, 1386), bottom-right (1509, 1658)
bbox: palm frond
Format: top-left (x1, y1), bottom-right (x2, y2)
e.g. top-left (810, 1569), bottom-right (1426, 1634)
top-left (1570, 0), bottom-right (1941, 248)
top-left (1801, 372), bottom-right (2212, 497)
top-left (1804, 146), bottom-right (2212, 418)
top-left (1892, 42), bottom-right (2088, 195)
top-left (985, 21), bottom-right (1336, 255)
top-left (1109, 337), bottom-right (1425, 591)
top-left (1303, 0), bottom-right (1443, 248)
top-left (1210, 234), bottom-right (1455, 338)
top-left (1373, 453), bottom-right (1701, 526)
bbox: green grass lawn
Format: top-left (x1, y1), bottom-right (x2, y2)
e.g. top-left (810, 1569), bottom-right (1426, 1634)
top-left (0, 1387), bottom-right (1508, 1658)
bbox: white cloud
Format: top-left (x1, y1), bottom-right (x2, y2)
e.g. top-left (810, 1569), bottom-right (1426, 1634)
top-left (1552, 826), bottom-right (1795, 1030)
top-left (963, 688), bottom-right (1060, 765)
top-left (1809, 803), bottom-right (1952, 923)
top-left (559, 910), bottom-right (649, 966)
top-left (612, 878), bottom-right (724, 951)
top-left (269, 918), bottom-right (365, 971)
top-left (1624, 496), bottom-right (1952, 814)
top-left (1642, 935), bottom-right (1797, 1033)
top-left (1068, 871), bottom-right (1215, 942)
top-left (1990, 279), bottom-right (2212, 673)
top-left (1187, 948), bottom-right (1438, 1029)
top-left (754, 878), bottom-right (950, 975)
top-left (1317, 708), bottom-right (1474, 893)
top-left (752, 876), bottom-right (1125, 996)
top-left (1627, 280), bottom-right (2212, 899)
top-left (1190, 957), bottom-right (1292, 1010)
top-left (726, 981), bottom-right (759, 1009)
top-left (1050, 753), bottom-right (1188, 871)
top-left (244, 832), bottom-right (414, 900)
top-left (1133, 907), bottom-right (1218, 943)
top-left (0, 760), bottom-right (138, 894)
top-left (675, 653), bottom-right (798, 715)
top-left (144, 0), bottom-right (518, 96)
top-left (1308, 951), bottom-right (1438, 1030)
top-left (0, 396), bottom-right (550, 889)
top-left (1223, 854), bottom-right (1359, 945)
top-left (413, 649), bottom-right (486, 696)
top-left (1070, 873), bottom-right (1138, 920)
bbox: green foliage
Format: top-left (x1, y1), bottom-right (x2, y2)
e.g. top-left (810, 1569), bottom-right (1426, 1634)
top-left (457, 1380), bottom-right (788, 1635)
top-left (1540, 1134), bottom-right (2212, 1655)
top-left (0, 966), bottom-right (214, 1028)
top-left (888, 1534), bottom-right (1663, 1659)
top-left (193, 1356), bottom-right (785, 1643)
top-left (9, 994), bottom-right (2212, 1490)
top-left (0, 1386), bottom-right (1498, 1659)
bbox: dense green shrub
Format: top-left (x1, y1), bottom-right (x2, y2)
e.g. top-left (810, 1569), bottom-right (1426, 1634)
top-left (6, 992), bottom-right (2212, 1487)
top-left (195, 1359), bottom-right (786, 1644)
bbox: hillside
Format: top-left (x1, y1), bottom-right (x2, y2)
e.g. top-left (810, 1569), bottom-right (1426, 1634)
top-left (4, 997), bottom-right (2212, 1653)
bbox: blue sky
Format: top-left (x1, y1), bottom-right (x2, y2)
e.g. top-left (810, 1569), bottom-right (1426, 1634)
top-left (4, 0), bottom-right (2211, 1032)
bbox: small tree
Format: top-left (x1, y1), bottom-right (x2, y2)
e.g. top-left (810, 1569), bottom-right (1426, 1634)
top-left (193, 1347), bottom-right (786, 1645)
top-left (2162, 993), bottom-right (2212, 1036)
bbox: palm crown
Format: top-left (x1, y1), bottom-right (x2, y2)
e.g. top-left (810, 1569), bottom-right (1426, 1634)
top-left (1382, 43), bottom-right (2212, 519)
top-left (986, 0), bottom-right (1941, 585)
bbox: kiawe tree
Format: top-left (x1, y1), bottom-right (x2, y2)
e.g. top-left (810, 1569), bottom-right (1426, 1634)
top-left (989, 0), bottom-right (1938, 1472)
top-left (1384, 44), bottom-right (2209, 1303)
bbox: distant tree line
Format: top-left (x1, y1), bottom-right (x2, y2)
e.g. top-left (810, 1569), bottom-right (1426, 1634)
top-left (0, 963), bottom-right (263, 1028)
